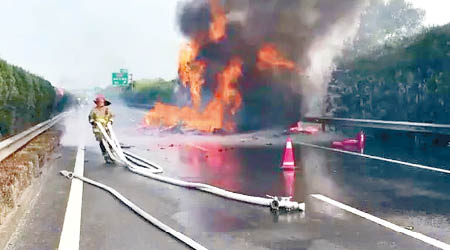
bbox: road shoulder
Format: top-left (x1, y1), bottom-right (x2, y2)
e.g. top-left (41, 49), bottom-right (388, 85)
top-left (4, 146), bottom-right (77, 250)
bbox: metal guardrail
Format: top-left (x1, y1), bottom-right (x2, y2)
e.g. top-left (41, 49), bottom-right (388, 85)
top-left (125, 103), bottom-right (153, 110)
top-left (0, 113), bottom-right (66, 163)
top-left (305, 117), bottom-right (450, 135)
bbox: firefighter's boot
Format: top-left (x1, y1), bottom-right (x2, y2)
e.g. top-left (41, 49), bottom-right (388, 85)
top-left (103, 153), bottom-right (114, 164)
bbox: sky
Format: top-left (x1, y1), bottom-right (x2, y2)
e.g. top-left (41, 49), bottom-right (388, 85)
top-left (407, 0), bottom-right (450, 26)
top-left (0, 0), bottom-right (448, 90)
top-left (0, 0), bottom-right (185, 89)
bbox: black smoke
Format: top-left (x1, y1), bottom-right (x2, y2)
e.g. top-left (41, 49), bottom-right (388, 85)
top-left (177, 0), bottom-right (369, 131)
top-left (178, 0), bottom-right (212, 38)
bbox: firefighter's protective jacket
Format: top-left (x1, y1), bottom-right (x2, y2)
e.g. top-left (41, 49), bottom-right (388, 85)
top-left (89, 106), bottom-right (114, 140)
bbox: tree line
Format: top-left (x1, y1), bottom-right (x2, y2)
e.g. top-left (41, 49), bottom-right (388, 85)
top-left (0, 58), bottom-right (73, 138)
top-left (326, 24), bottom-right (450, 124)
top-left (119, 78), bottom-right (177, 107)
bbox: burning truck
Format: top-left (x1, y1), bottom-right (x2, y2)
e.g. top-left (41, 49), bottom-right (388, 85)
top-left (144, 0), bottom-right (368, 133)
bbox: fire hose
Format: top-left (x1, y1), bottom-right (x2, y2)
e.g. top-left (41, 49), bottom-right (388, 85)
top-left (97, 122), bottom-right (305, 211)
top-left (60, 122), bottom-right (305, 249)
top-left (59, 170), bottom-right (208, 250)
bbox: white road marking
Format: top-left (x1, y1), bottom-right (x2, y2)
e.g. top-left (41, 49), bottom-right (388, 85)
top-left (58, 144), bottom-right (85, 250)
top-left (311, 194), bottom-right (450, 250)
top-left (296, 141), bottom-right (450, 174)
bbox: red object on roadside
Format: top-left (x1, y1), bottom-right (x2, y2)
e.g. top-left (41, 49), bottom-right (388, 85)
top-left (331, 131), bottom-right (365, 153)
top-left (289, 121), bottom-right (320, 134)
top-left (281, 137), bottom-right (296, 170)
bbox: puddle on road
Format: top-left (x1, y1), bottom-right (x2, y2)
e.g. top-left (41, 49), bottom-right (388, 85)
top-left (174, 140), bottom-right (450, 216)
top-left (177, 143), bottom-right (307, 203)
top-left (134, 129), bottom-right (450, 239)
top-left (169, 142), bottom-right (313, 233)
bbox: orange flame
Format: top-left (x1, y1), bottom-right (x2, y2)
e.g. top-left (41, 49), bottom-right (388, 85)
top-left (215, 57), bottom-right (243, 116)
top-left (178, 42), bottom-right (200, 86)
top-left (208, 0), bottom-right (227, 42)
top-left (144, 2), bottom-right (301, 133)
top-left (178, 42), bottom-right (206, 110)
top-left (257, 44), bottom-right (296, 71)
top-left (144, 0), bottom-right (245, 133)
top-left (144, 58), bottom-right (243, 133)
top-left (187, 61), bottom-right (207, 110)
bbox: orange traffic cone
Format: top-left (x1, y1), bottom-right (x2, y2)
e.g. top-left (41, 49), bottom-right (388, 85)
top-left (281, 137), bottom-right (296, 170)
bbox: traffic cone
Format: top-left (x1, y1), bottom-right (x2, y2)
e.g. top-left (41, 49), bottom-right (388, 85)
top-left (281, 137), bottom-right (296, 170)
top-left (357, 131), bottom-right (365, 151)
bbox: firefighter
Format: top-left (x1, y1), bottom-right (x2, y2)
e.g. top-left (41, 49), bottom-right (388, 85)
top-left (89, 94), bottom-right (114, 164)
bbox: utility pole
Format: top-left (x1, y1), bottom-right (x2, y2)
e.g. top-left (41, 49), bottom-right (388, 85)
top-left (129, 73), bottom-right (134, 91)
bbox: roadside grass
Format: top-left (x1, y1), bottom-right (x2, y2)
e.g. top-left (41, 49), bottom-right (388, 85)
top-left (0, 129), bottom-right (61, 224)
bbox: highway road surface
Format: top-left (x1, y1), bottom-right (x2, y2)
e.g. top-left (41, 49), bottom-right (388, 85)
top-left (5, 104), bottom-right (450, 250)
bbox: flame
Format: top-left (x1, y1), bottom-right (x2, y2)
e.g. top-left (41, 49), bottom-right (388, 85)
top-left (144, 58), bottom-right (243, 133)
top-left (178, 42), bottom-right (206, 110)
top-left (215, 57), bottom-right (243, 116)
top-left (178, 42), bottom-right (200, 86)
top-left (187, 60), bottom-right (207, 110)
top-left (208, 0), bottom-right (227, 42)
top-left (177, 0), bottom-right (228, 111)
top-left (257, 44), bottom-right (296, 71)
top-left (144, 0), bottom-right (242, 133)
top-left (144, 1), bottom-right (301, 133)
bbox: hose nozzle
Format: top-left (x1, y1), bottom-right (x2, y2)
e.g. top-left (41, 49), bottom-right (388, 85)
top-left (60, 170), bottom-right (74, 179)
top-left (267, 195), bottom-right (305, 212)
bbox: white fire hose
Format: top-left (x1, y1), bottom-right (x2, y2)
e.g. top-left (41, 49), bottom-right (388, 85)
top-left (59, 170), bottom-right (208, 250)
top-left (60, 122), bottom-right (305, 249)
top-left (97, 122), bottom-right (305, 211)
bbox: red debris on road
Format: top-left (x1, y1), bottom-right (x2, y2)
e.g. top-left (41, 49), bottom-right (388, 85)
top-left (331, 131), bottom-right (366, 153)
top-left (289, 121), bottom-right (320, 134)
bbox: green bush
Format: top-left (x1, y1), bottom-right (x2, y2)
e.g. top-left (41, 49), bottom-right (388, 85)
top-left (120, 78), bottom-right (176, 105)
top-left (0, 58), bottom-right (70, 138)
top-left (327, 24), bottom-right (450, 124)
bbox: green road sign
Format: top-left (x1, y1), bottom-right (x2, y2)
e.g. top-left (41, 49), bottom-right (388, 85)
top-left (112, 72), bottom-right (128, 86)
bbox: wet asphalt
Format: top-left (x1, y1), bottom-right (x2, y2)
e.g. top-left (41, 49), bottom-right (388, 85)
top-left (8, 104), bottom-right (450, 249)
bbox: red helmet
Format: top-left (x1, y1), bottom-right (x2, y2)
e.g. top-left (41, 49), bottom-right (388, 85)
top-left (93, 94), bottom-right (111, 106)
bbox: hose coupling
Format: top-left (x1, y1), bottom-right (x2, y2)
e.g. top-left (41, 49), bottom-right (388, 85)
top-left (267, 195), bottom-right (305, 212)
top-left (60, 170), bottom-right (74, 179)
